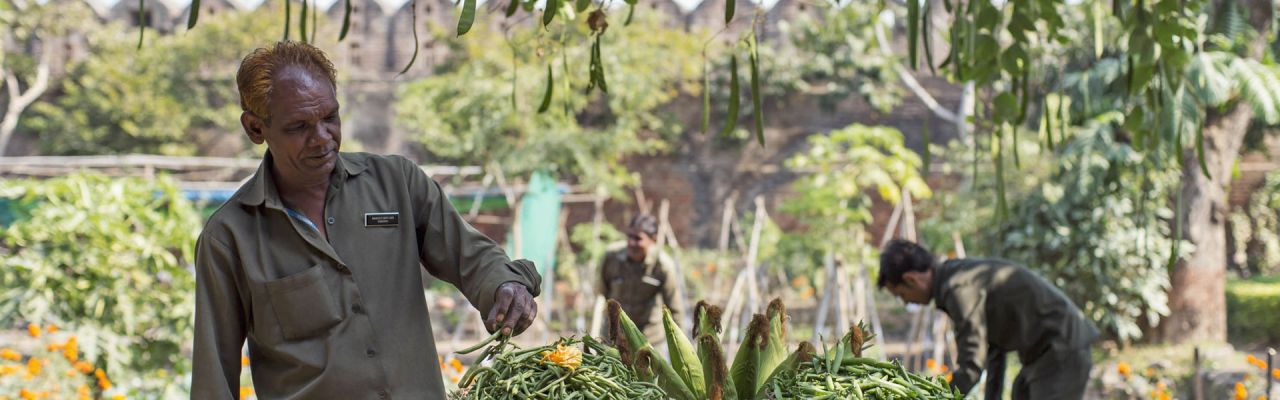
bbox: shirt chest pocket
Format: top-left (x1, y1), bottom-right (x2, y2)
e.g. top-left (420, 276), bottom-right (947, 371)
top-left (263, 263), bottom-right (345, 341)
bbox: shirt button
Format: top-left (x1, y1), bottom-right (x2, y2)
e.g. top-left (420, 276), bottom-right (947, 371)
top-left (326, 216), bottom-right (335, 225)
top-left (352, 303), bottom-right (363, 314)
top-left (366, 348), bottom-right (377, 358)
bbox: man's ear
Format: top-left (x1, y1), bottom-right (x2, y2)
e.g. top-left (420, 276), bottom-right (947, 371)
top-left (241, 112), bottom-right (267, 145)
top-left (903, 271), bottom-right (929, 290)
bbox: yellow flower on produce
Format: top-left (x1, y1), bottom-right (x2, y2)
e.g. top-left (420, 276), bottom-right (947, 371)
top-left (1, 348), bottom-right (20, 361)
top-left (540, 343), bottom-right (583, 371)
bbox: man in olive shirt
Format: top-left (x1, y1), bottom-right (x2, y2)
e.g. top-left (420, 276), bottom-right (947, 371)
top-left (594, 214), bottom-right (684, 345)
top-left (877, 240), bottom-right (1099, 400)
top-left (192, 41), bottom-right (541, 399)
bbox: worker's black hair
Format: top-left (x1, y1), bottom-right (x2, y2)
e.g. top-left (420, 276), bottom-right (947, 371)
top-left (877, 239), bottom-right (935, 288)
top-left (629, 214), bottom-right (659, 238)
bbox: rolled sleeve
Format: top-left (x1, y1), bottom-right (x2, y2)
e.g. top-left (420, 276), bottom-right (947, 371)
top-left (191, 234), bottom-right (247, 400)
top-left (403, 158), bottom-right (541, 317)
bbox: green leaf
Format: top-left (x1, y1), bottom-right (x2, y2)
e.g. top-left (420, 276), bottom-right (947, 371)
top-left (720, 52), bottom-right (740, 137)
top-left (400, 0), bottom-right (421, 74)
top-left (339, 0), bottom-right (353, 40)
top-left (543, 0), bottom-right (559, 26)
top-left (994, 92), bottom-right (1017, 124)
top-left (187, 0), bottom-right (200, 29)
top-left (922, 0), bottom-right (935, 75)
top-left (575, 0), bottom-right (590, 12)
top-left (725, 0), bottom-right (735, 24)
top-left (458, 0), bottom-right (477, 35)
top-left (538, 64), bottom-right (554, 113)
top-left (310, 0), bottom-right (318, 42)
top-left (625, 2), bottom-right (635, 26)
top-left (749, 34), bottom-right (764, 146)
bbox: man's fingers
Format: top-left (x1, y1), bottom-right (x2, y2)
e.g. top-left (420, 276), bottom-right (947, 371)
top-left (514, 295), bottom-right (537, 335)
top-left (500, 305), bottom-right (524, 336)
top-left (487, 286), bottom-right (516, 333)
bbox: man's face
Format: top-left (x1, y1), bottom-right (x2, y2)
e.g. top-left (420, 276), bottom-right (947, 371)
top-left (625, 228), bottom-right (654, 262)
top-left (886, 271), bottom-right (932, 305)
top-left (241, 66), bottom-right (342, 184)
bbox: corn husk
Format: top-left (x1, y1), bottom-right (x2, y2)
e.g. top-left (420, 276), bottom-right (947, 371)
top-left (606, 299), bottom-right (650, 366)
top-left (663, 306), bottom-right (707, 398)
top-left (636, 347), bottom-right (698, 400)
top-left (696, 333), bottom-right (737, 400)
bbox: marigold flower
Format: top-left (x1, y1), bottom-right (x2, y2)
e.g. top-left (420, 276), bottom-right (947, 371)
top-left (98, 377), bottom-right (112, 391)
top-left (450, 358), bottom-right (464, 373)
top-left (74, 361), bottom-right (94, 374)
top-left (26, 358), bottom-right (41, 376)
top-left (77, 385), bottom-right (90, 399)
top-left (0, 365), bottom-right (21, 376)
top-left (1117, 362), bottom-right (1132, 378)
top-left (926, 359), bottom-right (939, 372)
top-left (19, 389), bottom-right (35, 400)
top-left (1, 348), bottom-right (21, 361)
top-left (27, 324), bottom-right (40, 338)
top-left (945, 373), bottom-right (953, 383)
top-left (1246, 355), bottom-right (1267, 370)
top-left (1272, 368), bottom-right (1280, 380)
top-left (94, 368), bottom-right (106, 380)
top-left (1234, 382), bottom-right (1247, 400)
top-left (111, 395), bottom-right (125, 400)
top-left (45, 325), bottom-right (57, 334)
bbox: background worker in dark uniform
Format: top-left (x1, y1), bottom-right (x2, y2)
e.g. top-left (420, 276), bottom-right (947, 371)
top-left (594, 214), bottom-right (684, 345)
top-left (191, 41), bottom-right (541, 399)
top-left (877, 239), bottom-right (1099, 400)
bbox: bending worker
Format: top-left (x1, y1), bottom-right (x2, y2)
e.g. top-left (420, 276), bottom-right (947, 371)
top-left (877, 239), bottom-right (1099, 400)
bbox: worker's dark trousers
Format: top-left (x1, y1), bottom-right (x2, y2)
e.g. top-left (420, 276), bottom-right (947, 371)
top-left (1010, 346), bottom-right (1092, 400)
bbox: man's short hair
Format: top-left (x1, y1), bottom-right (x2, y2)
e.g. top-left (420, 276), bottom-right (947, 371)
top-left (236, 41), bottom-right (338, 123)
top-left (629, 214), bottom-right (659, 238)
top-left (877, 239), bottom-right (935, 288)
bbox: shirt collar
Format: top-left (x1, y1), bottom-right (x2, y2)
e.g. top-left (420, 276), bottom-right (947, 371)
top-left (239, 151), bottom-right (367, 208)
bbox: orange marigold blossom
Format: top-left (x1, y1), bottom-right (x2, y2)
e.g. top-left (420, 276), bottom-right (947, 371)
top-left (450, 358), bottom-right (464, 373)
top-left (27, 324), bottom-right (40, 338)
top-left (45, 324), bottom-right (57, 334)
top-left (540, 344), bottom-right (583, 371)
top-left (111, 395), bottom-right (124, 400)
top-left (1, 348), bottom-right (20, 361)
top-left (98, 377), bottom-right (112, 390)
top-left (1117, 362), bottom-right (1132, 378)
top-left (1234, 382), bottom-right (1247, 400)
top-left (18, 389), bottom-right (35, 400)
top-left (74, 361), bottom-right (94, 374)
top-left (94, 368), bottom-right (106, 380)
top-left (26, 358), bottom-right (41, 375)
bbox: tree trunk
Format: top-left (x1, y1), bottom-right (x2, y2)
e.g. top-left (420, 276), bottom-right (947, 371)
top-left (1162, 0), bottom-right (1272, 343)
top-left (1163, 104), bottom-right (1253, 342)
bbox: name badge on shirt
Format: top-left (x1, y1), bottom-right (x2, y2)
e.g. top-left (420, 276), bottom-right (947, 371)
top-left (364, 212), bottom-right (400, 227)
top-left (641, 276), bottom-right (661, 287)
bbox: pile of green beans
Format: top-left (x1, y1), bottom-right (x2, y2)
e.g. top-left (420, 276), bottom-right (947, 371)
top-left (449, 335), bottom-right (669, 400)
top-left (763, 357), bottom-right (961, 400)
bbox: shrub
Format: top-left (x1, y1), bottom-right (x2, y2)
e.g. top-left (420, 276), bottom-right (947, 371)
top-left (1226, 275), bottom-right (1280, 346)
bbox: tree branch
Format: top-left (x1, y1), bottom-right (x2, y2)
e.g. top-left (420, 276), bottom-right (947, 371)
top-left (0, 41), bottom-right (52, 156)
